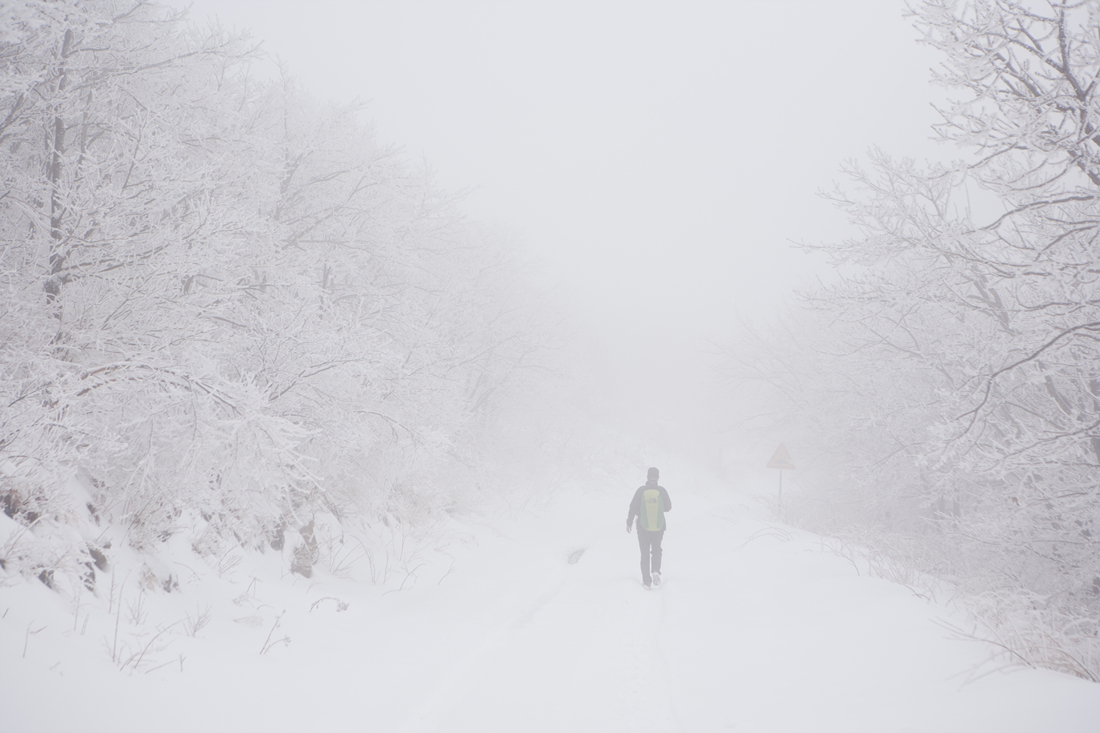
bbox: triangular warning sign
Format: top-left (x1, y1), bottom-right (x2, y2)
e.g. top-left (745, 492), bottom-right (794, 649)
top-left (767, 443), bottom-right (795, 470)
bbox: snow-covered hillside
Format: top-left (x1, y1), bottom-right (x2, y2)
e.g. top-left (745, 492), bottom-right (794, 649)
top-left (4, 482), bottom-right (1098, 733)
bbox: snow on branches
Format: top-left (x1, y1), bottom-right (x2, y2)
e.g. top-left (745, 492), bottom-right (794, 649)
top-left (725, 1), bottom-right (1100, 679)
top-left (0, 1), bottom-right (546, 585)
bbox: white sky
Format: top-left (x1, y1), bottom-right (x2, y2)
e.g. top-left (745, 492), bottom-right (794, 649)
top-left (173, 0), bottom-right (948, 441)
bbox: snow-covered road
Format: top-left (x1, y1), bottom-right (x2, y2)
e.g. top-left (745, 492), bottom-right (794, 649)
top-left (4, 486), bottom-right (1099, 732)
top-left (394, 490), bottom-right (1100, 733)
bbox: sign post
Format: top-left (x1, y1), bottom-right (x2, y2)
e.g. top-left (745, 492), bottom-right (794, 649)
top-left (766, 443), bottom-right (795, 509)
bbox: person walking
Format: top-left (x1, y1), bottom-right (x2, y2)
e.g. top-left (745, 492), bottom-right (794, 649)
top-left (626, 467), bottom-right (672, 588)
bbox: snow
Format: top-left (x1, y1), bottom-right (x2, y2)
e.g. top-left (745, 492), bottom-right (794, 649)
top-left (3, 483), bottom-right (1099, 732)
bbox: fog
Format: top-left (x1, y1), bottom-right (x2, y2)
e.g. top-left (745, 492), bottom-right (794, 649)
top-left (174, 0), bottom-right (945, 452)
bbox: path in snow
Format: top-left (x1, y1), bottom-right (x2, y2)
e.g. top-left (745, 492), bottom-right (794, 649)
top-left (395, 489), bottom-right (1100, 733)
top-left (3, 485), bottom-right (1099, 732)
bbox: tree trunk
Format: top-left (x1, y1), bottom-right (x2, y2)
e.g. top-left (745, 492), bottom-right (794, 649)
top-left (45, 29), bottom-right (74, 313)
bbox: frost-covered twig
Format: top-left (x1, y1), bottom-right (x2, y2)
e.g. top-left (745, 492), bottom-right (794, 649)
top-left (260, 611), bottom-right (290, 655)
top-left (22, 622), bottom-right (46, 659)
top-left (182, 605), bottom-right (212, 636)
top-left (309, 597), bottom-right (348, 612)
top-left (732, 526), bottom-right (794, 553)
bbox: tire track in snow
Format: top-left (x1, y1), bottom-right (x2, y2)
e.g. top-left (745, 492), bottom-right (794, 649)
top-left (654, 586), bottom-right (686, 733)
top-left (401, 527), bottom-right (682, 733)
top-left (397, 569), bottom-right (567, 733)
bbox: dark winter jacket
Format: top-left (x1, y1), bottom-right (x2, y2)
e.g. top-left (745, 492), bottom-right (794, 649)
top-left (627, 481), bottom-right (672, 532)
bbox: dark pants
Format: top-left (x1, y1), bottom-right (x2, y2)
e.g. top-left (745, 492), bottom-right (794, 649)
top-left (637, 528), bottom-right (664, 585)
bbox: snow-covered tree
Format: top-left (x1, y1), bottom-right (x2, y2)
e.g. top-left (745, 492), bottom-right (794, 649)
top-left (724, 0), bottom-right (1100, 679)
top-left (1, 0), bottom-right (549, 587)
